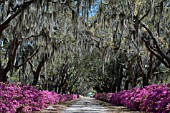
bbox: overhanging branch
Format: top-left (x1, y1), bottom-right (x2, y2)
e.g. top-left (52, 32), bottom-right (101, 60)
top-left (0, 0), bottom-right (37, 33)
top-left (14, 48), bottom-right (39, 69)
top-left (141, 23), bottom-right (170, 67)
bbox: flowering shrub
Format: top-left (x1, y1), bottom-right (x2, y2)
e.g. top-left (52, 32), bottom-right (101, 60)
top-left (0, 82), bottom-right (78, 113)
top-left (94, 83), bottom-right (170, 113)
top-left (59, 94), bottom-right (78, 103)
top-left (94, 93), bottom-right (113, 102)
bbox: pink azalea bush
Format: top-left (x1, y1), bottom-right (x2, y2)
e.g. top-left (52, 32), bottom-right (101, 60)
top-left (93, 93), bottom-right (113, 102)
top-left (0, 82), bottom-right (78, 113)
top-left (94, 83), bottom-right (170, 113)
top-left (59, 94), bottom-right (78, 103)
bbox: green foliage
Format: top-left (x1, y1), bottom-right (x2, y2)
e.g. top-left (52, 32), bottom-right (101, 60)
top-left (0, 0), bottom-right (169, 94)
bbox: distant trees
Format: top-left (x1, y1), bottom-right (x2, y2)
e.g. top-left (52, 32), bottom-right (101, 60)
top-left (86, 0), bottom-right (170, 92)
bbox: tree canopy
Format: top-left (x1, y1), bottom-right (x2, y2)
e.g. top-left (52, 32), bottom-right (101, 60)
top-left (0, 0), bottom-right (169, 94)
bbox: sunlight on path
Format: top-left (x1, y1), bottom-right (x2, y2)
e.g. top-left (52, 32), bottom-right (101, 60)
top-left (42, 96), bottom-right (143, 113)
top-left (60, 97), bottom-right (112, 113)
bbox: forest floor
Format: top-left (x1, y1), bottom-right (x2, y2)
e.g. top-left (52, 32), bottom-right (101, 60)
top-left (41, 96), bottom-right (144, 113)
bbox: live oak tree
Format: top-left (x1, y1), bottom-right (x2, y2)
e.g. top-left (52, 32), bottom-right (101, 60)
top-left (0, 0), bottom-right (169, 94)
top-left (0, 0), bottom-right (85, 82)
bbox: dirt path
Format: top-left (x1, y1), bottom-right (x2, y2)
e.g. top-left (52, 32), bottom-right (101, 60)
top-left (42, 97), bottom-right (142, 113)
top-left (59, 97), bottom-right (141, 113)
top-left (60, 97), bottom-right (111, 113)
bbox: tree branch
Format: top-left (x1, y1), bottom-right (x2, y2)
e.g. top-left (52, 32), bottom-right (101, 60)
top-left (139, 8), bottom-right (150, 22)
top-left (142, 36), bottom-right (170, 68)
top-left (28, 60), bottom-right (35, 73)
top-left (153, 70), bottom-right (170, 75)
top-left (141, 23), bottom-right (170, 68)
top-left (14, 48), bottom-right (39, 69)
top-left (0, 0), bottom-right (37, 33)
top-left (5, 38), bottom-right (20, 72)
top-left (147, 53), bottom-right (153, 79)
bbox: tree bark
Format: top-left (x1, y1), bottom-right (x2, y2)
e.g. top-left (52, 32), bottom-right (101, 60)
top-left (124, 78), bottom-right (131, 90)
top-left (0, 0), bottom-right (37, 33)
top-left (0, 69), bottom-right (8, 82)
top-left (141, 23), bottom-right (170, 69)
top-left (117, 66), bottom-right (123, 92)
top-left (143, 75), bottom-right (148, 87)
top-left (32, 54), bottom-right (48, 86)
